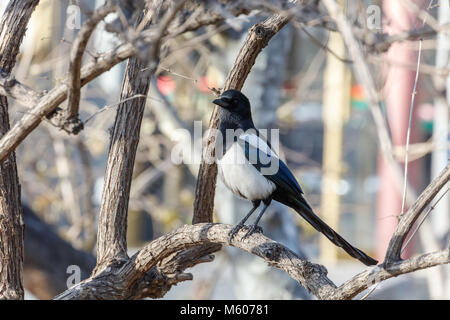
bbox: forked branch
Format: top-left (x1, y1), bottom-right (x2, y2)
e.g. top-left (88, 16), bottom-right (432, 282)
top-left (62, 2), bottom-right (118, 134)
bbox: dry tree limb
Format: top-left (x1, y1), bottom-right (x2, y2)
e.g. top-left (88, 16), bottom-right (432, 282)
top-left (94, 1), bottom-right (186, 270)
top-left (0, 0), bottom-right (278, 164)
top-left (362, 24), bottom-right (450, 54)
top-left (329, 249), bottom-right (449, 300)
top-left (0, 0), bottom-right (40, 300)
top-left (54, 224), bottom-right (333, 300)
top-left (385, 163), bottom-right (450, 264)
top-left (54, 222), bottom-right (449, 300)
top-left (24, 205), bottom-right (218, 300)
top-left (24, 205), bottom-right (219, 300)
top-left (192, 13), bottom-right (292, 224)
top-left (0, 41), bottom-right (139, 164)
top-left (53, 86), bottom-right (449, 301)
top-left (94, 37), bottom-right (156, 267)
top-left (62, 2), bottom-right (118, 134)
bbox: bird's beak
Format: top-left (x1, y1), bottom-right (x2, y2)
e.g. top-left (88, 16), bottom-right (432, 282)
top-left (212, 97), bottom-right (230, 109)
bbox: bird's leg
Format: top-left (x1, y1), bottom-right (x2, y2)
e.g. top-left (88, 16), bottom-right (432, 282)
top-left (228, 200), bottom-right (260, 242)
top-left (242, 198), bottom-right (272, 239)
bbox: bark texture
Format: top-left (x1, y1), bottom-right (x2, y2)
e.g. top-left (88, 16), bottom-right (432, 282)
top-left (55, 222), bottom-right (449, 300)
top-left (95, 56), bottom-right (150, 269)
top-left (0, 0), bottom-right (39, 300)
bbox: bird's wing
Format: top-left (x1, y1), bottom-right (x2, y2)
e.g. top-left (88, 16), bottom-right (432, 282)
top-left (237, 132), bottom-right (303, 195)
top-left (237, 133), bottom-right (377, 266)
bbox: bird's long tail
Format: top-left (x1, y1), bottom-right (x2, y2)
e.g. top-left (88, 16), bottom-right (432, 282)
top-left (286, 195), bottom-right (378, 266)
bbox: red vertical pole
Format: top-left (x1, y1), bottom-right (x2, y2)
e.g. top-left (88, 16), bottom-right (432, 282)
top-left (376, 0), bottom-right (425, 260)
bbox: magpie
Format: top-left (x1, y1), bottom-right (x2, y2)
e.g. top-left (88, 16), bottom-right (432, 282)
top-left (212, 89), bottom-right (378, 266)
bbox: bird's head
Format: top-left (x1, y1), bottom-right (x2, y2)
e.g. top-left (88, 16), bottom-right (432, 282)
top-left (213, 89), bottom-right (251, 119)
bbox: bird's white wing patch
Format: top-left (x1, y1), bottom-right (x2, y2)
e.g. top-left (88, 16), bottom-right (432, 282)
top-left (238, 133), bottom-right (279, 158)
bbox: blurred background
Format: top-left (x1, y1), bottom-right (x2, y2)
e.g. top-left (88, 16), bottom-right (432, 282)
top-left (1, 0), bottom-right (448, 299)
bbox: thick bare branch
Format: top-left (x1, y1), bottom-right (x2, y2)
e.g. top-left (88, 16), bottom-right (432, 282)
top-left (95, 2), bottom-right (186, 268)
top-left (54, 222), bottom-right (449, 300)
top-left (94, 55), bottom-right (151, 267)
top-left (0, 0), bottom-right (40, 300)
top-left (55, 224), bottom-right (336, 300)
top-left (24, 206), bottom-right (219, 300)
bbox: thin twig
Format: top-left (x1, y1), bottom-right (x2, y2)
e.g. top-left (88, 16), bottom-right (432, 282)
top-left (65, 3), bottom-right (117, 133)
top-left (400, 0), bottom-right (429, 219)
top-left (84, 94), bottom-right (147, 124)
top-left (0, 0), bottom-right (263, 163)
top-left (399, 0), bottom-right (443, 33)
top-left (359, 282), bottom-right (380, 300)
top-left (385, 163), bottom-right (450, 264)
top-left (322, 0), bottom-right (420, 210)
top-left (155, 66), bottom-right (220, 95)
top-left (401, 187), bottom-right (450, 254)
top-left (146, 0), bottom-right (188, 74)
top-left (292, 20), bottom-right (352, 63)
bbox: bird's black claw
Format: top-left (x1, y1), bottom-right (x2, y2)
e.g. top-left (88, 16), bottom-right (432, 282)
top-left (228, 224), bottom-right (244, 242)
top-left (242, 225), bottom-right (263, 239)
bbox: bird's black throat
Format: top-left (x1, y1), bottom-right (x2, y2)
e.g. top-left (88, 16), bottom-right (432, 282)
top-left (217, 107), bottom-right (255, 157)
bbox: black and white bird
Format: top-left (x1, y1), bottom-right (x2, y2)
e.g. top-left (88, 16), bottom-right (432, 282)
top-left (213, 89), bottom-right (378, 266)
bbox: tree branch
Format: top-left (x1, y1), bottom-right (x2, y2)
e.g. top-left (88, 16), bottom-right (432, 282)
top-left (94, 1), bottom-right (186, 269)
top-left (330, 249), bottom-right (449, 300)
top-left (94, 45), bottom-right (153, 269)
top-left (361, 23), bottom-right (450, 54)
top-left (385, 163), bottom-right (450, 264)
top-left (55, 224), bottom-right (336, 300)
top-left (0, 0), bottom-right (286, 163)
top-left (54, 222), bottom-right (449, 300)
top-left (0, 0), bottom-right (40, 300)
top-left (62, 2), bottom-right (117, 134)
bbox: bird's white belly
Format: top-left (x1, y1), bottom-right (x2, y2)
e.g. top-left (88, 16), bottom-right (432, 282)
top-left (218, 142), bottom-right (276, 200)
